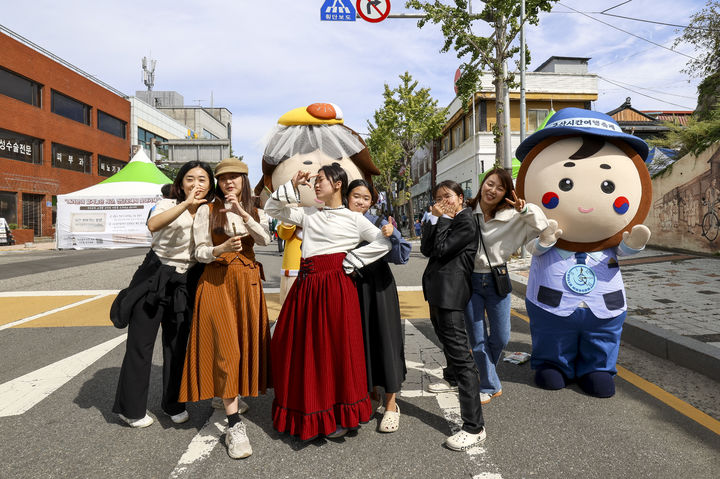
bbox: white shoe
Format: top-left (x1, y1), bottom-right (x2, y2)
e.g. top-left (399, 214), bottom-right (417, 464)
top-left (480, 389), bottom-right (502, 405)
top-left (427, 381), bottom-right (458, 393)
top-left (378, 404), bottom-right (400, 433)
top-left (225, 422), bottom-right (252, 459)
top-left (327, 426), bottom-right (348, 438)
top-left (445, 428), bottom-right (486, 451)
top-left (118, 413), bottom-right (153, 428)
top-left (212, 397), bottom-right (250, 414)
top-left (168, 410), bottom-right (189, 424)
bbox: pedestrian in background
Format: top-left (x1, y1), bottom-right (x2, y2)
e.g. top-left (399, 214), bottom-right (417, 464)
top-left (421, 180), bottom-right (485, 451)
top-left (346, 179), bottom-right (410, 433)
top-left (179, 158), bottom-right (271, 460)
top-left (463, 167), bottom-right (548, 404)
top-left (111, 161), bottom-right (214, 429)
top-left (265, 164), bottom-right (391, 441)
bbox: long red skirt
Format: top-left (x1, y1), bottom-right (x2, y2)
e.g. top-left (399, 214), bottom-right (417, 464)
top-left (271, 253), bottom-right (371, 440)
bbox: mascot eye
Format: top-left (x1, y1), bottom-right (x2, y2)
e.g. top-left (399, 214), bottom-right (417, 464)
top-left (601, 180), bottom-right (615, 194)
top-left (558, 178), bottom-right (573, 192)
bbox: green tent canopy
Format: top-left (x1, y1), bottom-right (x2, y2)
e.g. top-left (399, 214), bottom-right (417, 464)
top-left (100, 148), bottom-right (171, 185)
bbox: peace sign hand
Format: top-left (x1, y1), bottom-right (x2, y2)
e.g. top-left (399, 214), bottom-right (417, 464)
top-left (505, 190), bottom-right (526, 212)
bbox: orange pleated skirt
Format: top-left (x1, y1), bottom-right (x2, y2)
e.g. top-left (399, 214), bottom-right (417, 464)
top-left (179, 252), bottom-right (271, 402)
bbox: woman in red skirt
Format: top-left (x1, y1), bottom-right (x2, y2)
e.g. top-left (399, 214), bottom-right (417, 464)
top-left (264, 163), bottom-right (391, 441)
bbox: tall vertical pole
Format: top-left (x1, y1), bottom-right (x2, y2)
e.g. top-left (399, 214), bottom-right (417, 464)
top-left (470, 1), bottom-right (479, 195)
top-left (502, 58), bottom-right (512, 172)
top-left (520, 0), bottom-right (527, 143)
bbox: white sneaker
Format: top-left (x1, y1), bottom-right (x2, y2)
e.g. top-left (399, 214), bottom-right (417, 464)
top-left (327, 426), bottom-right (348, 439)
top-left (427, 381), bottom-right (459, 393)
top-left (225, 422), bottom-right (252, 459)
top-left (480, 389), bottom-right (502, 405)
top-left (169, 410), bottom-right (189, 424)
top-left (212, 397), bottom-right (250, 414)
top-left (445, 428), bottom-right (487, 451)
top-left (118, 413), bottom-right (153, 428)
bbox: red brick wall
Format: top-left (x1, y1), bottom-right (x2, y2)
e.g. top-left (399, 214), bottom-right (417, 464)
top-left (0, 32), bottom-right (130, 236)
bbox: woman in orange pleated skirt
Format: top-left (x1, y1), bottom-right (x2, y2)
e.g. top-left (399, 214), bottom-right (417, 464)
top-left (179, 158), bottom-right (271, 460)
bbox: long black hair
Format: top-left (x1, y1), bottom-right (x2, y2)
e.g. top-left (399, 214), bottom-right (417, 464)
top-left (171, 161), bottom-right (215, 203)
top-left (318, 162), bottom-right (349, 207)
top-left (211, 172), bottom-right (259, 234)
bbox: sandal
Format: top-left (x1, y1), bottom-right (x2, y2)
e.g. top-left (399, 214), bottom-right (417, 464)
top-left (378, 404), bottom-right (400, 433)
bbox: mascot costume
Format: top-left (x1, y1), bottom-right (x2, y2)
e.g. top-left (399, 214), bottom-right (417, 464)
top-left (255, 102), bottom-right (379, 303)
top-left (515, 108), bottom-right (652, 398)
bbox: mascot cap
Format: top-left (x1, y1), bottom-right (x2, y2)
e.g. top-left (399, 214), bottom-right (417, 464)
top-left (515, 107), bottom-right (649, 163)
top-left (278, 103), bottom-right (344, 126)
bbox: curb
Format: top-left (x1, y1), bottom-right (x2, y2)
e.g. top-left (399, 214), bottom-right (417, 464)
top-left (509, 274), bottom-right (720, 383)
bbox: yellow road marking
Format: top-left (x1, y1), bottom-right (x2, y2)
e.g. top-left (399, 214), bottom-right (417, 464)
top-left (0, 296), bottom-right (94, 326)
top-left (15, 295), bottom-right (116, 328)
top-left (511, 309), bottom-right (720, 436)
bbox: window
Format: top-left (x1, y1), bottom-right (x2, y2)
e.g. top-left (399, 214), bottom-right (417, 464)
top-left (528, 109), bottom-right (550, 132)
top-left (464, 113), bottom-right (472, 140)
top-left (98, 111), bottom-right (126, 139)
top-left (138, 127), bottom-right (168, 161)
top-left (441, 134), bottom-right (450, 155)
top-left (0, 191), bottom-right (18, 225)
top-left (476, 101), bottom-right (487, 132)
top-left (202, 129), bottom-right (218, 140)
top-left (52, 143), bottom-right (92, 173)
top-left (51, 90), bottom-right (91, 125)
top-left (98, 155), bottom-right (127, 177)
top-left (0, 128), bottom-right (43, 165)
top-left (0, 67), bottom-right (42, 107)
top-left (22, 193), bottom-right (43, 236)
top-left (452, 123), bottom-right (463, 148)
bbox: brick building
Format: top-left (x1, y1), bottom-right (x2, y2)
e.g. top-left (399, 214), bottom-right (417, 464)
top-left (0, 29), bottom-right (130, 237)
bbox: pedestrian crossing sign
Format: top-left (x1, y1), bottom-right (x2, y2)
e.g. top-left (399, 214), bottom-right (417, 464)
top-left (320, 0), bottom-right (356, 21)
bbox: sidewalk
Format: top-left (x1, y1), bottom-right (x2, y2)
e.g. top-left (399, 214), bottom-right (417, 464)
top-left (508, 247), bottom-right (720, 382)
top-left (0, 237), bottom-right (56, 253)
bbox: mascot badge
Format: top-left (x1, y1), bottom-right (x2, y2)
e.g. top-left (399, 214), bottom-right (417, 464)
top-left (256, 103), bottom-right (379, 302)
top-left (516, 107), bottom-right (652, 398)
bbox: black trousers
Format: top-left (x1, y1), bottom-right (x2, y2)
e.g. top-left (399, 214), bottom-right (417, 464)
top-left (429, 305), bottom-right (484, 434)
top-left (112, 288), bottom-right (190, 419)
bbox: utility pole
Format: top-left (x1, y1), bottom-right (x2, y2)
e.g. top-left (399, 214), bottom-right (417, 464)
top-left (520, 0), bottom-right (527, 143)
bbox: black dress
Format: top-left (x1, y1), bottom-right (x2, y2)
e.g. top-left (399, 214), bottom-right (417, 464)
top-left (356, 213), bottom-right (411, 394)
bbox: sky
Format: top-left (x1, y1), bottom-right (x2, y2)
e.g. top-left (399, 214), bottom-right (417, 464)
top-left (0, 0), bottom-right (708, 181)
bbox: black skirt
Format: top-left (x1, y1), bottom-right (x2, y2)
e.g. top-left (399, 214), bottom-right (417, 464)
top-left (356, 260), bottom-right (407, 393)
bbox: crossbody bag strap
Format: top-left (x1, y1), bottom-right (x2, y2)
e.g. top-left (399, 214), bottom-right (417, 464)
top-left (475, 214), bottom-right (496, 269)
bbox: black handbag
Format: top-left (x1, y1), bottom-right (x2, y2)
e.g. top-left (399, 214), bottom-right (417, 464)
top-left (477, 219), bottom-right (512, 297)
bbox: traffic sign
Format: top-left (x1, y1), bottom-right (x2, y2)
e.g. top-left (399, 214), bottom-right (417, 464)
top-left (320, 0), bottom-right (356, 22)
top-left (356, 0), bottom-right (391, 23)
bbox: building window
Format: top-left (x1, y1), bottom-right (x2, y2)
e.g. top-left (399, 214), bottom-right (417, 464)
top-left (0, 128), bottom-right (43, 165)
top-left (138, 127), bottom-right (168, 161)
top-left (464, 114), bottom-right (473, 141)
top-left (452, 123), bottom-right (463, 148)
top-left (441, 134), bottom-right (450, 155)
top-left (476, 101), bottom-right (487, 132)
top-left (51, 90), bottom-right (91, 125)
top-left (202, 129), bottom-right (218, 140)
top-left (0, 66), bottom-right (42, 107)
top-left (98, 111), bottom-right (126, 139)
top-left (22, 193), bottom-right (43, 236)
top-left (0, 191), bottom-right (18, 225)
top-left (528, 109), bottom-right (550, 132)
top-left (52, 143), bottom-right (92, 173)
top-left (98, 155), bottom-right (127, 177)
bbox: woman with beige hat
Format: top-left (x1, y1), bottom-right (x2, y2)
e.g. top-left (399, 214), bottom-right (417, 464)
top-left (179, 157), bottom-right (271, 460)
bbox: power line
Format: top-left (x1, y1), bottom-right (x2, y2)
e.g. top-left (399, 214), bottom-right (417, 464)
top-left (557, 2), bottom-right (697, 60)
top-left (598, 76), bottom-right (694, 109)
top-left (596, 0), bottom-right (717, 30)
top-left (598, 76), bottom-right (697, 100)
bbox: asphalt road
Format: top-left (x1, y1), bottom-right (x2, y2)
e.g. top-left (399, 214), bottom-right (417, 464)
top-left (1, 242), bottom-right (719, 478)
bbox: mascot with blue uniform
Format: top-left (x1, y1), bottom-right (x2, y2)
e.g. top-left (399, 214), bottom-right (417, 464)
top-left (515, 108), bottom-right (652, 398)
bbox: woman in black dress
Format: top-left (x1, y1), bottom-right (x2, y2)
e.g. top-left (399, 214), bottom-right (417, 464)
top-left (346, 179), bottom-right (410, 432)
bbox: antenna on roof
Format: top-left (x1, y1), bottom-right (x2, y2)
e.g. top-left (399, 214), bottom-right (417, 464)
top-left (142, 55), bottom-right (156, 92)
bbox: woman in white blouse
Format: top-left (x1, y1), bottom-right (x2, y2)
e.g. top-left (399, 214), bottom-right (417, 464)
top-left (463, 167), bottom-right (548, 404)
top-left (265, 162), bottom-right (391, 441)
top-left (179, 158), bottom-right (270, 460)
top-left (112, 161), bottom-right (214, 429)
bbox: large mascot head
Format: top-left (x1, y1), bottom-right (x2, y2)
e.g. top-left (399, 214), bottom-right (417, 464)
top-left (255, 102), bottom-right (379, 205)
top-left (516, 108), bottom-right (652, 252)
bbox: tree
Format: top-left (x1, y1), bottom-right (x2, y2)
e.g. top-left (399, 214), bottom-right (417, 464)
top-left (367, 72), bottom-right (447, 233)
top-left (651, 1), bottom-right (720, 154)
top-left (406, 0), bottom-right (558, 164)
